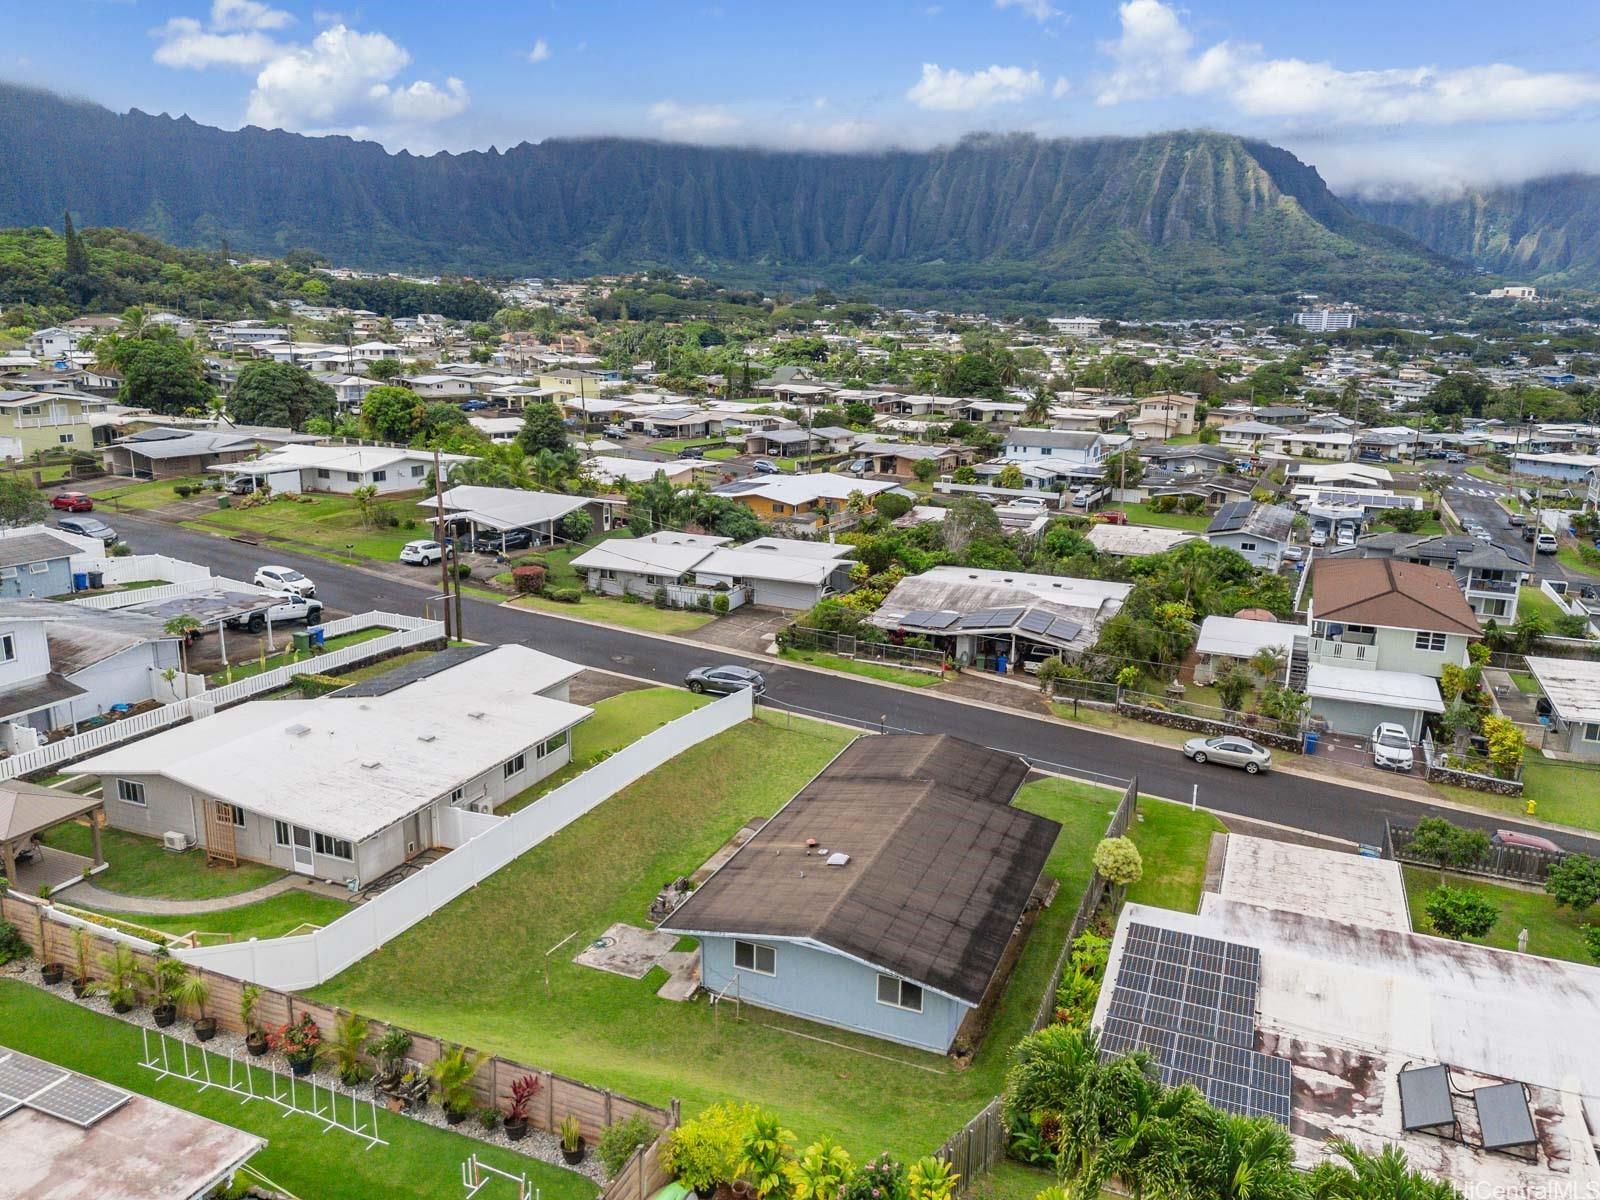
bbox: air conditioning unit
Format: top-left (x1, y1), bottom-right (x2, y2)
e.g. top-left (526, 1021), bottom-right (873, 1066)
top-left (162, 831), bottom-right (192, 852)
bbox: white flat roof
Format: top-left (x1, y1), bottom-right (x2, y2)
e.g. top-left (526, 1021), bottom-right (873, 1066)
top-left (1525, 655), bottom-right (1600, 723)
top-left (1218, 834), bottom-right (1410, 932)
top-left (76, 645), bottom-right (588, 843)
top-left (721, 473), bottom-right (896, 505)
top-left (426, 485), bottom-right (612, 530)
top-left (223, 444), bottom-right (473, 474)
top-left (1084, 524), bottom-right (1196, 557)
top-left (583, 455), bottom-right (698, 485)
top-left (739, 537), bottom-right (854, 560)
top-left (1306, 663), bottom-right (1444, 713)
top-left (695, 547), bottom-right (851, 585)
top-left (1195, 615), bottom-right (1308, 660)
top-left (570, 539), bottom-right (716, 576)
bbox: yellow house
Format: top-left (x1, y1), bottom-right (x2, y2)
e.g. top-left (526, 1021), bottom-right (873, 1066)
top-left (1128, 394), bottom-right (1198, 440)
top-left (719, 474), bottom-right (897, 527)
top-left (0, 390), bottom-right (93, 455)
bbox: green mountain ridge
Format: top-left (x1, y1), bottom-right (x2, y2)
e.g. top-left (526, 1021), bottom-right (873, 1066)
top-left (1347, 177), bottom-right (1600, 287)
top-left (0, 81), bottom-right (1463, 315)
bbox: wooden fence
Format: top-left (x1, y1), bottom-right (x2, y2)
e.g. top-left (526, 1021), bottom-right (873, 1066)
top-left (1386, 820), bottom-right (1565, 884)
top-left (0, 890), bottom-right (676, 1152)
top-left (602, 1132), bottom-right (675, 1200)
top-left (933, 776), bottom-right (1139, 1189)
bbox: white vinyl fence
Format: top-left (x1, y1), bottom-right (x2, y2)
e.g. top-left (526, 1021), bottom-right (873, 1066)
top-left (0, 612), bottom-right (443, 782)
top-left (175, 687), bottom-right (754, 989)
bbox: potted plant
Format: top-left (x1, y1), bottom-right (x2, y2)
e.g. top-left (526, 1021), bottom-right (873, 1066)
top-left (88, 944), bottom-right (142, 1013)
top-left (477, 1105), bottom-right (500, 1133)
top-left (67, 928), bottom-right (93, 997)
top-left (39, 958), bottom-right (64, 986)
top-left (147, 952), bottom-right (188, 1028)
top-left (240, 984), bottom-right (268, 1056)
top-left (560, 1114), bottom-right (587, 1166)
top-left (267, 1013), bottom-right (322, 1076)
top-left (328, 1013), bottom-right (372, 1088)
top-left (425, 1043), bottom-right (482, 1125)
top-left (176, 971), bottom-right (215, 1040)
top-left (502, 1074), bottom-right (540, 1142)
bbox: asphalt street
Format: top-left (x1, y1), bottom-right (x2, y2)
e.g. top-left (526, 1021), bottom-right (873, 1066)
top-left (1437, 462), bottom-right (1585, 587)
top-left (104, 509), bottom-right (1600, 857)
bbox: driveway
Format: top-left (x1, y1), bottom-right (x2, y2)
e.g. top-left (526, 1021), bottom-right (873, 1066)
top-left (687, 606), bottom-right (789, 655)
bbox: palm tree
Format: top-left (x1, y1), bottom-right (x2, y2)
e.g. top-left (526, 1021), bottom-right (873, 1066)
top-left (1098, 1077), bottom-right (1205, 1199)
top-left (1180, 1112), bottom-right (1302, 1200)
top-left (1024, 385), bottom-right (1054, 426)
top-left (1305, 1138), bottom-right (1460, 1200)
top-left (1249, 646), bottom-right (1287, 684)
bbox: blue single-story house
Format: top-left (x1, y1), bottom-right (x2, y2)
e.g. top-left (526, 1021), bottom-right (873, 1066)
top-left (661, 735), bottom-right (1059, 1054)
top-left (0, 530), bottom-right (82, 599)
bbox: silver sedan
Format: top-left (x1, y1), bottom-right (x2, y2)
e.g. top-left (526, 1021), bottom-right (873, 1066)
top-left (1182, 735), bottom-right (1272, 774)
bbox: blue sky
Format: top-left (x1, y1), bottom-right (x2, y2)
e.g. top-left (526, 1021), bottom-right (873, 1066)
top-left (7, 0), bottom-right (1600, 194)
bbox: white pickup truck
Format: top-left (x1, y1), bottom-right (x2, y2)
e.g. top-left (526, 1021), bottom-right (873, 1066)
top-left (224, 593), bottom-right (325, 633)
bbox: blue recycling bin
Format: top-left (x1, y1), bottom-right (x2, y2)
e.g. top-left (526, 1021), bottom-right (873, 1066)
top-left (996, 653), bottom-right (1009, 675)
top-left (1303, 730), bottom-right (1319, 754)
top-left (72, 572), bottom-right (89, 592)
top-left (311, 627), bottom-right (326, 649)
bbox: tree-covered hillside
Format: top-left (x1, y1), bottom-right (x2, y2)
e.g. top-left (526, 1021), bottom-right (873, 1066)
top-left (0, 83), bottom-right (1465, 316)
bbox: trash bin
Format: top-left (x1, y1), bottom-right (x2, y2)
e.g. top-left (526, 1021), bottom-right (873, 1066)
top-left (217, 495), bottom-right (231, 509)
top-left (311, 627), bottom-right (326, 649)
top-left (1303, 730), bottom-right (1319, 754)
top-left (996, 653), bottom-right (1009, 675)
top-left (291, 631), bottom-right (312, 654)
top-left (72, 572), bottom-right (89, 592)
top-left (86, 570), bottom-right (103, 589)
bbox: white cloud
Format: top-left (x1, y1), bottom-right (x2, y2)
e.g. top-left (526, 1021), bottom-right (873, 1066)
top-left (1096, 0), bottom-right (1600, 126)
top-left (1051, 76), bottom-right (1071, 99)
top-left (152, 8), bottom-right (470, 138)
top-left (995, 0), bottom-right (1059, 20)
top-left (648, 100), bottom-right (740, 139)
top-left (906, 63), bottom-right (1044, 111)
top-left (210, 0), bottom-right (293, 31)
top-left (526, 38), bottom-right (551, 64)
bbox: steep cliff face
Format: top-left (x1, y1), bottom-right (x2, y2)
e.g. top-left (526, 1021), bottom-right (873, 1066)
top-left (0, 83), bottom-right (1461, 313)
top-left (1349, 176), bottom-right (1600, 286)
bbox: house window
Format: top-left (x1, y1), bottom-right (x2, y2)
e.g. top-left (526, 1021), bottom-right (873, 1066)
top-left (345, 471), bottom-right (361, 482)
top-left (411, 465), bottom-right (425, 478)
top-left (537, 731), bottom-right (568, 758)
top-left (371, 470), bottom-right (387, 482)
top-left (216, 802), bottom-right (245, 828)
top-left (1238, 541), bottom-right (1257, 552)
top-left (503, 753), bottom-right (526, 779)
top-left (116, 779), bottom-right (146, 807)
top-left (0, 568), bottom-right (16, 580)
top-left (57, 433), bottom-right (73, 444)
top-left (0, 633), bottom-right (13, 662)
top-left (734, 940), bottom-right (776, 975)
top-left (28, 562), bottom-right (49, 574)
top-left (1581, 722), bottom-right (1600, 743)
top-left (1413, 631), bottom-right (1448, 652)
top-left (771, 504), bottom-right (787, 515)
top-left (598, 568), bottom-right (616, 581)
top-left (876, 974), bottom-right (924, 1013)
top-left (274, 820), bottom-right (291, 846)
top-left (314, 833), bottom-right (353, 860)
top-left (317, 468), bottom-right (331, 479)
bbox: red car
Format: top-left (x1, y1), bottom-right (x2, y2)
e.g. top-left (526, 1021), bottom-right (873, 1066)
top-left (51, 492), bottom-right (93, 513)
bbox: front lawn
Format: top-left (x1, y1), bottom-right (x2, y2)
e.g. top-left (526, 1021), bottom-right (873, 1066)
top-left (1401, 866), bottom-right (1595, 966)
top-left (1432, 755), bottom-right (1600, 833)
top-left (1556, 544), bottom-right (1600, 578)
top-left (1049, 701), bottom-right (1193, 747)
top-left (499, 687), bottom-right (709, 814)
top-left (183, 490), bottom-right (432, 563)
top-left (42, 824), bottom-right (286, 900)
top-left (207, 625), bottom-right (393, 686)
top-left (1103, 503), bottom-right (1212, 531)
top-left (779, 647), bottom-right (946, 687)
top-left (79, 888), bottom-right (353, 943)
top-left (510, 592), bottom-right (713, 634)
top-left (0, 981), bottom-right (596, 1200)
top-left (1518, 584), bottom-right (1568, 626)
top-left (96, 476), bottom-right (211, 511)
top-left (314, 714), bottom-right (1218, 1158)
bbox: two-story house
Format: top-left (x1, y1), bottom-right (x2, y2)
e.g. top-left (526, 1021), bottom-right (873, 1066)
top-left (1303, 558), bottom-right (1481, 740)
top-left (1327, 533), bottom-right (1527, 622)
top-left (1127, 394), bottom-right (1198, 440)
top-left (1001, 429), bottom-right (1106, 466)
top-left (0, 390), bottom-right (93, 455)
top-left (1217, 421), bottom-right (1283, 453)
top-left (24, 327), bottom-right (84, 361)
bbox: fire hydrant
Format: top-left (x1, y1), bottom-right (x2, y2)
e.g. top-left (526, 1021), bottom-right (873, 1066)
top-left (1524, 797), bottom-right (1537, 817)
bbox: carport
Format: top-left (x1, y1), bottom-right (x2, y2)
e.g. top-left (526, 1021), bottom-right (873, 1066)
top-left (422, 485), bottom-right (623, 555)
top-left (0, 781), bottom-right (105, 895)
top-left (1306, 663), bottom-right (1444, 741)
top-left (111, 587), bottom-right (286, 667)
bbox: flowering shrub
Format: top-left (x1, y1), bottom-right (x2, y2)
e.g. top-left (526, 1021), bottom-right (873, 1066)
top-left (266, 1013), bottom-right (322, 1063)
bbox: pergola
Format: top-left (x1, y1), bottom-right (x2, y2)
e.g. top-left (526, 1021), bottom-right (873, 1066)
top-left (0, 781), bottom-right (105, 886)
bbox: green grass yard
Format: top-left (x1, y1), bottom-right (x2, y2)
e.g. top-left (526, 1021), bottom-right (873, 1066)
top-left (1518, 584), bottom-right (1568, 626)
top-left (511, 591), bottom-right (713, 633)
top-left (96, 476), bottom-right (211, 511)
top-left (41, 824), bottom-right (285, 900)
top-left (78, 888), bottom-right (353, 943)
top-left (1402, 866), bottom-right (1595, 965)
top-left (1432, 754), bottom-right (1600, 832)
top-left (779, 647), bottom-right (946, 687)
top-left (499, 687), bottom-right (709, 814)
top-left (180, 490), bottom-right (433, 563)
top-left (1103, 503), bottom-right (1212, 531)
top-left (206, 625), bottom-right (392, 686)
top-left (1556, 544), bottom-right (1600, 578)
top-left (0, 981), bottom-right (596, 1200)
top-left (314, 714), bottom-right (1220, 1158)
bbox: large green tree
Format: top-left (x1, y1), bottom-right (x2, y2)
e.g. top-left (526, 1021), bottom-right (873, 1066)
top-left (360, 385), bottom-right (424, 443)
top-left (517, 400), bottom-right (569, 455)
top-left (0, 476), bottom-right (48, 527)
top-left (107, 331), bottom-right (215, 415)
top-left (227, 361), bottom-right (336, 431)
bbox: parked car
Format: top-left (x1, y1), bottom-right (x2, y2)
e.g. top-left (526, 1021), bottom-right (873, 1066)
top-left (684, 665), bottom-right (767, 696)
top-left (254, 565), bottom-right (315, 598)
top-left (1445, 452), bottom-right (1468, 463)
top-left (1491, 829), bottom-right (1563, 853)
top-left (399, 539), bottom-right (450, 566)
top-left (1335, 526), bottom-right (1356, 548)
top-left (470, 528), bottom-right (535, 554)
top-left (225, 593), bottom-right (323, 632)
top-left (57, 515), bottom-right (118, 544)
top-left (1181, 736), bottom-right (1271, 775)
top-left (1282, 545), bottom-right (1305, 562)
top-left (845, 458), bottom-right (871, 475)
top-left (1535, 532), bottom-right (1559, 555)
top-left (1092, 510), bottom-right (1128, 526)
top-left (1508, 512), bottom-right (1525, 527)
top-left (1010, 495), bottom-right (1049, 512)
top-left (1309, 528), bottom-right (1328, 547)
top-left (604, 424), bottom-right (631, 439)
top-left (460, 399), bottom-right (490, 412)
top-left (1472, 527), bottom-right (1495, 543)
top-left (678, 445), bottom-right (706, 460)
top-left (51, 491), bottom-right (93, 512)
top-left (1522, 526), bottom-right (1538, 543)
top-left (753, 459), bottom-right (781, 475)
top-left (1370, 723), bottom-right (1415, 772)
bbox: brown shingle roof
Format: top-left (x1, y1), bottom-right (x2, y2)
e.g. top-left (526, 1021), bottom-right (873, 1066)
top-left (1311, 558), bottom-right (1480, 637)
top-left (660, 735), bottom-right (1058, 1006)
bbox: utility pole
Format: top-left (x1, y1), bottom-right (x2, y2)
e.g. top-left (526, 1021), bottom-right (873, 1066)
top-left (433, 449), bottom-right (452, 640)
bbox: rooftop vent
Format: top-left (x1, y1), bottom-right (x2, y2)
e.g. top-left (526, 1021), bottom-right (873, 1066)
top-left (468, 711), bottom-right (486, 720)
top-left (417, 733), bottom-right (436, 743)
top-left (285, 723), bottom-right (311, 737)
top-left (360, 759), bottom-right (382, 769)
top-left (825, 852), bottom-right (850, 867)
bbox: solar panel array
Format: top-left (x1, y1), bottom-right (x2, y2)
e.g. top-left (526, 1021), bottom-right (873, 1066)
top-left (0, 1051), bottom-right (129, 1129)
top-left (899, 606), bottom-right (1083, 644)
top-left (1099, 924), bottom-right (1293, 1124)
